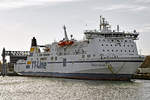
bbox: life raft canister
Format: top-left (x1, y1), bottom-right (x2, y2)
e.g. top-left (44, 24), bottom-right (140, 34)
top-left (58, 40), bottom-right (74, 47)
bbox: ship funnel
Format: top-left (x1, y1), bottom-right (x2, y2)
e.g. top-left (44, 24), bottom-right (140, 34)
top-left (31, 37), bottom-right (37, 47)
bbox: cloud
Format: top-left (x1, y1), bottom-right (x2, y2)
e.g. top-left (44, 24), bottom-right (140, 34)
top-left (94, 4), bottom-right (148, 12)
top-left (135, 0), bottom-right (150, 3)
top-left (138, 24), bottom-right (150, 33)
top-left (0, 0), bottom-right (77, 10)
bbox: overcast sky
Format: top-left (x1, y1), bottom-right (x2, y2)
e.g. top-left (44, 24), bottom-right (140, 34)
top-left (0, 0), bottom-right (150, 55)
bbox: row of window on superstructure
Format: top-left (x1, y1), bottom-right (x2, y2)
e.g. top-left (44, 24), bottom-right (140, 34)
top-left (99, 39), bottom-right (132, 42)
top-left (102, 49), bottom-right (134, 52)
top-left (101, 44), bottom-right (134, 47)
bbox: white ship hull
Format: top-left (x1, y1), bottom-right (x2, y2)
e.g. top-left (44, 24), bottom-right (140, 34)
top-left (15, 57), bottom-right (144, 81)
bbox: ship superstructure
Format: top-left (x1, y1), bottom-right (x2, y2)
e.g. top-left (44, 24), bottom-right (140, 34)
top-left (14, 16), bottom-right (144, 80)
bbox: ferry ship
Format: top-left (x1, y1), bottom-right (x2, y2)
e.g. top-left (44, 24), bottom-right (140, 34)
top-left (14, 16), bottom-right (144, 81)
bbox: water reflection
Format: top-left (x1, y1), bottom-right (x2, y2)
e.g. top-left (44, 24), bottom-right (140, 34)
top-left (0, 76), bottom-right (147, 100)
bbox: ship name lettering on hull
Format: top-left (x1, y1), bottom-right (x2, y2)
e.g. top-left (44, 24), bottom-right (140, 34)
top-left (32, 61), bottom-right (46, 69)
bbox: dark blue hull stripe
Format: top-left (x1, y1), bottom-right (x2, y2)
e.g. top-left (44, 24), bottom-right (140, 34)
top-left (47, 60), bottom-right (143, 64)
top-left (19, 72), bottom-right (132, 80)
top-left (17, 60), bottom-right (143, 65)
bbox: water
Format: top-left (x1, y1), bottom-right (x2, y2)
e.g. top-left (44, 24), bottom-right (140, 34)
top-left (0, 76), bottom-right (149, 100)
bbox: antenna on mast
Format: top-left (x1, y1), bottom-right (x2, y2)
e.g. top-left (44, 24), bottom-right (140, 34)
top-left (117, 25), bottom-right (119, 32)
top-left (100, 16), bottom-right (102, 30)
top-left (63, 25), bottom-right (69, 41)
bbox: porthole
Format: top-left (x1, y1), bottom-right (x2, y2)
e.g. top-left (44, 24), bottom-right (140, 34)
top-left (87, 55), bottom-right (91, 58)
top-left (82, 55), bottom-right (85, 58)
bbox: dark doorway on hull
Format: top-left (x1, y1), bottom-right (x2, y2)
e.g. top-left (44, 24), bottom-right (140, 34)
top-left (63, 58), bottom-right (67, 67)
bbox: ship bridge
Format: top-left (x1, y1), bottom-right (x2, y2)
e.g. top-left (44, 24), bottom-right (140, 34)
top-left (84, 16), bottom-right (139, 40)
top-left (84, 30), bottom-right (139, 40)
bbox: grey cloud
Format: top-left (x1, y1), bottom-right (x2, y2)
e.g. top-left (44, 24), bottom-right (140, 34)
top-left (0, 0), bottom-right (78, 10)
top-left (135, 0), bottom-right (150, 3)
top-left (94, 4), bottom-right (148, 12)
top-left (139, 24), bottom-right (150, 33)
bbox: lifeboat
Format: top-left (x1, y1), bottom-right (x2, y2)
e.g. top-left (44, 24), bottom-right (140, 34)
top-left (58, 40), bottom-right (74, 47)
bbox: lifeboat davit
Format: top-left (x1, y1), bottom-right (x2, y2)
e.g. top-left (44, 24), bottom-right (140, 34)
top-left (58, 40), bottom-right (74, 47)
